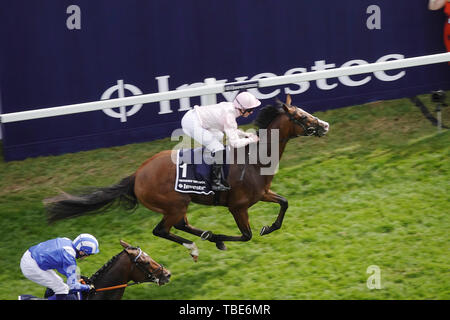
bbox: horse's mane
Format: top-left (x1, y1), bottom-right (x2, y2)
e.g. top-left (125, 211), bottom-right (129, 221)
top-left (254, 104), bottom-right (284, 129)
top-left (88, 250), bottom-right (126, 283)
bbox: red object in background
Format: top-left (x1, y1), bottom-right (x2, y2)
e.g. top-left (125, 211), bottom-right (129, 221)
top-left (445, 3), bottom-right (450, 51)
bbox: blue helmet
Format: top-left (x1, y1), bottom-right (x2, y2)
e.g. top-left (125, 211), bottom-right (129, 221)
top-left (72, 233), bottom-right (99, 255)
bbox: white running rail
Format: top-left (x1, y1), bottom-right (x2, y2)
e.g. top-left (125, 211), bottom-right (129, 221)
top-left (1, 52), bottom-right (449, 124)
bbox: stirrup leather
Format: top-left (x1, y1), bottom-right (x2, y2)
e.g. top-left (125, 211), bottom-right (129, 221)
top-left (211, 164), bottom-right (230, 191)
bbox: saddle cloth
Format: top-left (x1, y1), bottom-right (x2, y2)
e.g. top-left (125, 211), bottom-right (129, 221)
top-left (18, 294), bottom-right (45, 300)
top-left (174, 147), bottom-right (229, 195)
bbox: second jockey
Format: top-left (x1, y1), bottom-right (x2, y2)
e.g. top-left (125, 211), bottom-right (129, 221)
top-left (181, 91), bottom-right (261, 191)
top-left (20, 233), bottom-right (99, 300)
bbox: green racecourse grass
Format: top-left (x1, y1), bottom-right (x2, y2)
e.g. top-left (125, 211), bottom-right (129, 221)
top-left (0, 93), bottom-right (449, 300)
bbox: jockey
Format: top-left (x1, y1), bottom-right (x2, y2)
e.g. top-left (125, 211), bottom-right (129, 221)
top-left (181, 91), bottom-right (261, 191)
top-left (181, 92), bottom-right (261, 191)
top-left (20, 233), bottom-right (99, 300)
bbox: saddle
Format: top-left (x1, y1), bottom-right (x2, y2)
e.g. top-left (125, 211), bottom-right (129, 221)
top-left (18, 291), bottom-right (81, 300)
top-left (174, 147), bottom-right (229, 195)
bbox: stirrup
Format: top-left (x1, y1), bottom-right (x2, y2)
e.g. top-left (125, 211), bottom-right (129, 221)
top-left (212, 180), bottom-right (230, 191)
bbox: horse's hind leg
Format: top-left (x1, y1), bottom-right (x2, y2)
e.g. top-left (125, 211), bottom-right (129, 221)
top-left (153, 213), bottom-right (200, 262)
top-left (174, 216), bottom-right (227, 251)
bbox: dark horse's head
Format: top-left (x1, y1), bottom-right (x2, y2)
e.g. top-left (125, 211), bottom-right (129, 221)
top-left (84, 240), bottom-right (171, 299)
top-left (119, 240), bottom-right (171, 286)
top-left (255, 94), bottom-right (329, 138)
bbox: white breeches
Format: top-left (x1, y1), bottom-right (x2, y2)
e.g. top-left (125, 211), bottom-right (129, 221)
top-left (181, 110), bottom-right (225, 153)
top-left (20, 250), bottom-right (69, 294)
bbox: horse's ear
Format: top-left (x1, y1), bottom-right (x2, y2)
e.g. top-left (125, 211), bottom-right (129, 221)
top-left (120, 240), bottom-right (131, 249)
top-left (286, 94), bottom-right (292, 106)
top-left (281, 101), bottom-right (295, 114)
top-left (276, 96), bottom-right (294, 113)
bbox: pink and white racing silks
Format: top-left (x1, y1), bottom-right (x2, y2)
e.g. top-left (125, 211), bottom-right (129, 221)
top-left (181, 102), bottom-right (257, 153)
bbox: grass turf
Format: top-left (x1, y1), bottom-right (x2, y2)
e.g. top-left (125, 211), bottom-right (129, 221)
top-left (0, 93), bottom-right (448, 299)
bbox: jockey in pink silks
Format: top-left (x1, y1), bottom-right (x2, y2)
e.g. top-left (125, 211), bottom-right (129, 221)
top-left (181, 91), bottom-right (261, 191)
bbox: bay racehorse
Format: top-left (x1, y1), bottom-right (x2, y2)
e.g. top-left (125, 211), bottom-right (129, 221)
top-left (22, 240), bottom-right (171, 300)
top-left (45, 95), bottom-right (329, 261)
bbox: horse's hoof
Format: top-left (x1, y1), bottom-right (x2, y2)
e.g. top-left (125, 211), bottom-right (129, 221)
top-left (183, 242), bottom-right (199, 261)
top-left (215, 241), bottom-right (227, 251)
top-left (260, 226), bottom-right (270, 236)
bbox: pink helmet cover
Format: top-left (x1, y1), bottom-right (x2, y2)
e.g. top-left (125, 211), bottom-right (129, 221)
top-left (233, 92), bottom-right (261, 110)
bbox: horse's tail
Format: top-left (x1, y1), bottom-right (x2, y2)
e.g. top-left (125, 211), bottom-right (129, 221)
top-left (45, 175), bottom-right (138, 224)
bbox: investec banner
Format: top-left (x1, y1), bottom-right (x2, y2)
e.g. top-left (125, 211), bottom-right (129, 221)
top-left (0, 1), bottom-right (448, 161)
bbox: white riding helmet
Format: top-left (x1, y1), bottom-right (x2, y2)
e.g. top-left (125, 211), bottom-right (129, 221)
top-left (73, 233), bottom-right (99, 255)
top-left (233, 92), bottom-right (261, 110)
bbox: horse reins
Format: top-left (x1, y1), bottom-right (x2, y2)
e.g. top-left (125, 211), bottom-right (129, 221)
top-left (94, 282), bottom-right (141, 292)
top-left (129, 247), bottom-right (164, 283)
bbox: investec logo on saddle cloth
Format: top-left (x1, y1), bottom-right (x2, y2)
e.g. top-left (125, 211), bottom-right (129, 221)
top-left (174, 147), bottom-right (230, 195)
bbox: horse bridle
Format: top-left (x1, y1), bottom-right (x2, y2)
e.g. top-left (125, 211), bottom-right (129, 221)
top-left (284, 105), bottom-right (321, 137)
top-left (126, 247), bottom-right (164, 284)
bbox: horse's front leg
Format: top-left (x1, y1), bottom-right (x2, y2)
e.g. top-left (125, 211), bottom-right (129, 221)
top-left (208, 206), bottom-right (252, 244)
top-left (259, 189), bottom-right (288, 236)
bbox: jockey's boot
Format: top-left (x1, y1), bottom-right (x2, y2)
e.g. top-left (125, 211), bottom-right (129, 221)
top-left (211, 163), bottom-right (230, 191)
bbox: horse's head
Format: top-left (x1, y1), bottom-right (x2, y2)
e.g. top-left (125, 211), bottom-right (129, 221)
top-left (120, 240), bottom-right (171, 286)
top-left (276, 94), bottom-right (329, 138)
